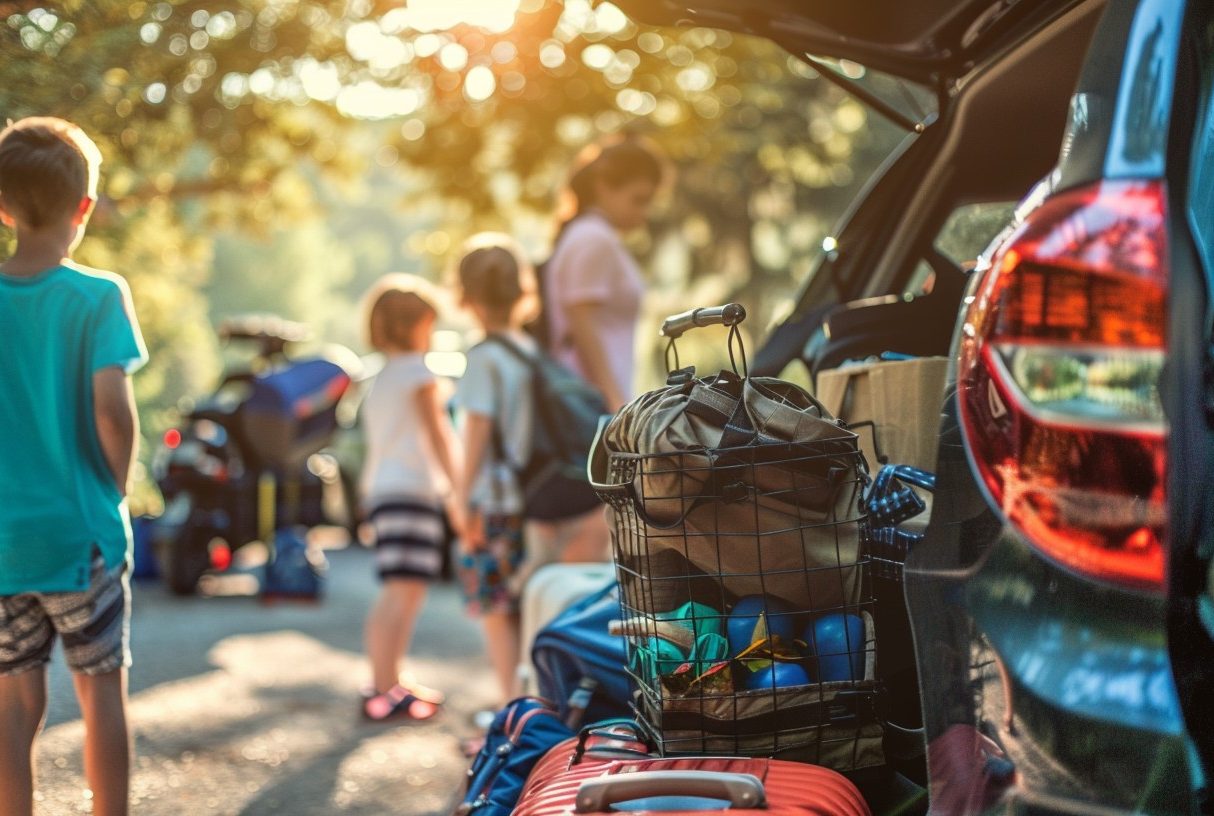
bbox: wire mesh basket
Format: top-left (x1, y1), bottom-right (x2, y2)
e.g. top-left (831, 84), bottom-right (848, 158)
top-left (593, 419), bottom-right (883, 768)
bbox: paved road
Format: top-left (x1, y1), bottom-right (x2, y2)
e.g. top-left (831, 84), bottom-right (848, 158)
top-left (36, 542), bottom-right (499, 815)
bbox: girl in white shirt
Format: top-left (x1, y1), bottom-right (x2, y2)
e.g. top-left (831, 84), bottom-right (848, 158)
top-left (359, 275), bottom-right (462, 721)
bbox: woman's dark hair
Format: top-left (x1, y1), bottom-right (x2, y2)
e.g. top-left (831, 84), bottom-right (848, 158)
top-left (555, 134), bottom-right (664, 239)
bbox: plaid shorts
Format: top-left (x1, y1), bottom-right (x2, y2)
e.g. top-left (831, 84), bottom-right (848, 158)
top-left (0, 551), bottom-right (131, 677)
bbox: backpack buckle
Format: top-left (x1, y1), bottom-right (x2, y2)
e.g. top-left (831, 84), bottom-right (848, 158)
top-left (666, 366), bottom-right (696, 386)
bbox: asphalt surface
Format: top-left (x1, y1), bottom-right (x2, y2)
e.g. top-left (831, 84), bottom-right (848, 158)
top-left (36, 539), bottom-right (499, 815)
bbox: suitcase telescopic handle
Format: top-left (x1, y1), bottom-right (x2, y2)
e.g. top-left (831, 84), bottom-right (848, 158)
top-left (574, 771), bottom-right (767, 812)
top-left (659, 303), bottom-right (747, 339)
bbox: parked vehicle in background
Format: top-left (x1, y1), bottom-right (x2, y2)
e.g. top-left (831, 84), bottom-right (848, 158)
top-left (614, 0), bottom-right (1209, 811)
top-left (151, 315), bottom-right (358, 595)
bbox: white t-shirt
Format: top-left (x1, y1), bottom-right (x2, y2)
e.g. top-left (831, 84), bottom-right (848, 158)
top-left (455, 330), bottom-right (538, 514)
top-left (546, 212), bottom-right (644, 402)
top-left (359, 353), bottom-right (451, 506)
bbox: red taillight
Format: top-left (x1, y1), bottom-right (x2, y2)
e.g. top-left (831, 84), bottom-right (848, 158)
top-left (957, 180), bottom-right (1167, 592)
top-left (164, 428), bottom-right (182, 449)
top-left (210, 541), bottom-right (232, 572)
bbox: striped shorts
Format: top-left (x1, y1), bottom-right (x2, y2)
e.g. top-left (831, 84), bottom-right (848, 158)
top-left (0, 551), bottom-right (131, 677)
top-left (369, 498), bottom-right (449, 581)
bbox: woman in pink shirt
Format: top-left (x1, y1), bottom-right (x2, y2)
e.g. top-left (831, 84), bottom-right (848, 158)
top-left (529, 136), bottom-right (665, 565)
top-left (546, 136), bottom-right (665, 411)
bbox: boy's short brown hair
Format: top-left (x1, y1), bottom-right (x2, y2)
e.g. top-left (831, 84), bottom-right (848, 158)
top-left (0, 116), bottom-right (102, 230)
top-left (363, 273), bottom-right (442, 352)
top-left (457, 232), bottom-right (539, 324)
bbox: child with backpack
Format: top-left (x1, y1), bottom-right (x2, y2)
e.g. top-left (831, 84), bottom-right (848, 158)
top-left (453, 235), bottom-right (540, 702)
top-left (453, 234), bottom-right (607, 702)
top-left (358, 275), bottom-right (462, 721)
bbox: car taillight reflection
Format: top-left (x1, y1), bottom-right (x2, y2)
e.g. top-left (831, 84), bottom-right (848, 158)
top-left (957, 180), bottom-right (1167, 592)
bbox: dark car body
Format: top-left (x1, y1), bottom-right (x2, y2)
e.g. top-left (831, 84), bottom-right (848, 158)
top-left (615, 0), bottom-right (1210, 812)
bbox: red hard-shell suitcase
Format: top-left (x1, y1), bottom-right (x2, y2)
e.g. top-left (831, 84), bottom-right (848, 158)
top-left (516, 724), bottom-right (870, 816)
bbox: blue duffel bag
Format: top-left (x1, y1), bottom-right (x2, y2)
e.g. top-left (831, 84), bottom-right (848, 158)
top-left (457, 697), bottom-right (573, 816)
top-left (531, 581), bottom-right (633, 726)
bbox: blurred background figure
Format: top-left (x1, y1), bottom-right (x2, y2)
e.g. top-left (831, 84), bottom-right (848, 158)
top-left (453, 233), bottom-right (540, 704)
top-left (542, 134), bottom-right (665, 413)
top-left (357, 275), bottom-right (461, 722)
top-left (519, 136), bottom-right (667, 570)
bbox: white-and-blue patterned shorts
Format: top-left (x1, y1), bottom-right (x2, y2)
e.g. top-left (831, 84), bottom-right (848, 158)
top-left (0, 550), bottom-right (130, 676)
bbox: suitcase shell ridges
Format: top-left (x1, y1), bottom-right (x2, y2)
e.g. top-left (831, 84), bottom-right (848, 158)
top-left (515, 742), bottom-right (871, 816)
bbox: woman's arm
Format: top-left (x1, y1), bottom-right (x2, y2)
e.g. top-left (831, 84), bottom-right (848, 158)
top-left (565, 301), bottom-right (626, 411)
top-left (416, 381), bottom-right (464, 533)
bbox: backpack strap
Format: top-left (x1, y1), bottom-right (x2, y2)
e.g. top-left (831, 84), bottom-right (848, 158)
top-left (485, 356), bottom-right (517, 502)
top-left (482, 333), bottom-right (573, 463)
top-left (482, 332), bottom-right (538, 369)
top-left (470, 339), bottom-right (521, 496)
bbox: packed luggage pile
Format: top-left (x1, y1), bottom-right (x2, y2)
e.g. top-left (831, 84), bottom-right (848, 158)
top-left (589, 306), bottom-right (881, 767)
top-left (458, 304), bottom-right (939, 815)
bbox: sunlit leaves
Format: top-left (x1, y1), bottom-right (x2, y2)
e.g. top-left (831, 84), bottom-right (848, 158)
top-left (0, 0), bottom-right (909, 428)
top-left (11, 7), bottom-right (76, 55)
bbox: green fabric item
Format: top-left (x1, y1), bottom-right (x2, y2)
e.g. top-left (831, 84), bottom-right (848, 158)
top-left (0, 264), bottom-right (147, 593)
top-left (656, 601), bottom-right (724, 640)
top-left (631, 630), bottom-right (731, 683)
top-left (632, 635), bottom-right (688, 680)
top-left (689, 632), bottom-right (729, 673)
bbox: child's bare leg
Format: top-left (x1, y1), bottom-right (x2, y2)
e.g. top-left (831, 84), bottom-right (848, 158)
top-left (0, 666), bottom-right (48, 816)
top-left (365, 579), bottom-right (427, 693)
top-left (73, 668), bottom-right (129, 816)
top-left (364, 579), bottom-right (439, 718)
top-left (480, 611), bottom-right (520, 704)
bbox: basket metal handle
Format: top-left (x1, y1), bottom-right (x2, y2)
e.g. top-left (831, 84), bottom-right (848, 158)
top-left (575, 771), bottom-right (766, 812)
top-left (659, 303), bottom-right (747, 339)
top-left (587, 416), bottom-right (626, 495)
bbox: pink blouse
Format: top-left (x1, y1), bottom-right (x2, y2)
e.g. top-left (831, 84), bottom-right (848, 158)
top-left (546, 212), bottom-right (644, 401)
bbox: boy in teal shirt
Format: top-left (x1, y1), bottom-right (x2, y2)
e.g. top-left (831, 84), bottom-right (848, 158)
top-left (0, 117), bottom-right (146, 816)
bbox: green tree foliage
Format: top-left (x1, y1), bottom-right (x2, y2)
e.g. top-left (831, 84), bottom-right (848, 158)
top-left (1, 0), bottom-right (909, 395)
top-left (209, 217), bottom-right (357, 346)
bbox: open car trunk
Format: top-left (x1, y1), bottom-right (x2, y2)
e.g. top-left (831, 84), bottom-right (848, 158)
top-left (611, 0), bottom-right (1089, 83)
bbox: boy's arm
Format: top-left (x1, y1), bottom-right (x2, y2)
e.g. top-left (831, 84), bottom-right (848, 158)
top-left (93, 366), bottom-right (139, 497)
top-left (458, 413), bottom-right (493, 552)
top-left (458, 413), bottom-right (491, 511)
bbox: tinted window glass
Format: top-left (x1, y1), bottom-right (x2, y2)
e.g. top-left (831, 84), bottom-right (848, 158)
top-left (934, 201), bottom-right (1017, 265)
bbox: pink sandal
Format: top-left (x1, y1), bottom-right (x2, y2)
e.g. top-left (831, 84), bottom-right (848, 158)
top-left (362, 684), bottom-right (442, 722)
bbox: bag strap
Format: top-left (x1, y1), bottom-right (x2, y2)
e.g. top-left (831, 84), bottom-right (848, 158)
top-left (484, 354), bottom-right (517, 503)
top-left (863, 464), bottom-right (931, 761)
top-left (815, 366), bottom-right (865, 418)
top-left (683, 373), bottom-right (757, 449)
top-left (571, 718), bottom-right (649, 764)
top-left (483, 333), bottom-right (574, 464)
top-left (482, 332), bottom-right (539, 370)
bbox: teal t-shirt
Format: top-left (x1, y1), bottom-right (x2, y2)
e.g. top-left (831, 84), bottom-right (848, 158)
top-left (0, 262), bottom-right (148, 594)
